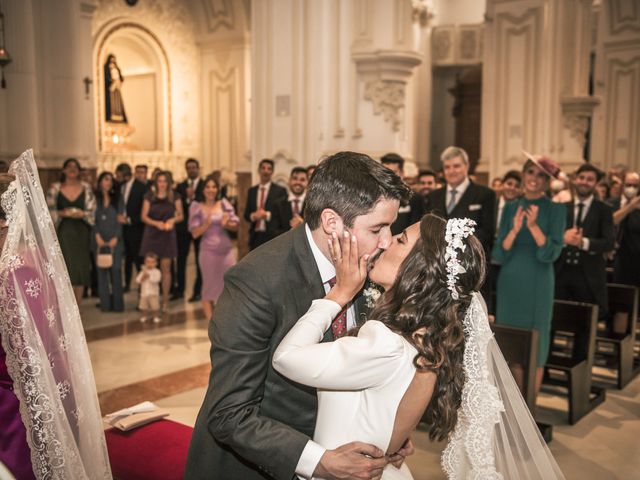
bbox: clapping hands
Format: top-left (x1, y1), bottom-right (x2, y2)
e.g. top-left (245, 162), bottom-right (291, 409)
top-left (325, 231), bottom-right (369, 308)
top-left (512, 205), bottom-right (539, 234)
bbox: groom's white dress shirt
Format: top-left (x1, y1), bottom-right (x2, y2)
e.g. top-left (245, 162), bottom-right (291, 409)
top-left (294, 225), bottom-right (357, 478)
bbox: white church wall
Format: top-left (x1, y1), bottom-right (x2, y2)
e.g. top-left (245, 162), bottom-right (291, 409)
top-left (193, 0), bottom-right (252, 177)
top-left (0, 0), bottom-right (96, 168)
top-left (252, 0), bottom-right (424, 182)
top-left (591, 0), bottom-right (640, 172)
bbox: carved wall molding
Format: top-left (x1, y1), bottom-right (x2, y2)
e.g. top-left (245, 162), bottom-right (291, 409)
top-left (363, 80), bottom-right (405, 131)
top-left (608, 0), bottom-right (640, 35)
top-left (604, 55), bottom-right (640, 168)
top-left (353, 49), bottom-right (421, 132)
top-left (432, 24), bottom-right (483, 66)
top-left (561, 95), bottom-right (600, 146)
top-left (201, 0), bottom-right (235, 33)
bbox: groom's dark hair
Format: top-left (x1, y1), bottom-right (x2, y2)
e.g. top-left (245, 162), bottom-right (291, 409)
top-left (304, 151), bottom-right (411, 229)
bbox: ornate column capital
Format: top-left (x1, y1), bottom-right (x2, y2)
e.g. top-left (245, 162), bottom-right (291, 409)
top-left (561, 95), bottom-right (601, 145)
top-left (352, 49), bottom-right (422, 132)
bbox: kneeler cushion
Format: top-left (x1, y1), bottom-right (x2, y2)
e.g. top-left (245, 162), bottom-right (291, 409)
top-left (105, 419), bottom-right (193, 480)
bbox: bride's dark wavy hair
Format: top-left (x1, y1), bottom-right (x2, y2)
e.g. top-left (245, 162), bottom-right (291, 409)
top-left (368, 213), bottom-right (485, 441)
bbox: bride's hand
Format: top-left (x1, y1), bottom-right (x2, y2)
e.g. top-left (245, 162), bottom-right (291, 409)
top-left (325, 230), bottom-right (369, 308)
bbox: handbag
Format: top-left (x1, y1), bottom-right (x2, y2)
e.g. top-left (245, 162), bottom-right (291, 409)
top-left (97, 246), bottom-right (113, 269)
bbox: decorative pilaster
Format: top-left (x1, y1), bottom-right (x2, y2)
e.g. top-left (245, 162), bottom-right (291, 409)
top-left (352, 49), bottom-right (422, 132)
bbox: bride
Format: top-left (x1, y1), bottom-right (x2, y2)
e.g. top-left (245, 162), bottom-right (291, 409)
top-left (273, 214), bottom-right (565, 479)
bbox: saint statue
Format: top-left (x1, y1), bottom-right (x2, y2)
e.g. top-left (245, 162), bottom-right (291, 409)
top-left (104, 54), bottom-right (128, 123)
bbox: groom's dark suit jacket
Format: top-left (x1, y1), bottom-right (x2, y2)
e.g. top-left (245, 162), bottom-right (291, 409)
top-left (185, 224), bottom-right (366, 480)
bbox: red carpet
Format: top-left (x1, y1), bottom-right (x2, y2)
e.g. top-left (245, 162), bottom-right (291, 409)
top-left (105, 419), bottom-right (193, 480)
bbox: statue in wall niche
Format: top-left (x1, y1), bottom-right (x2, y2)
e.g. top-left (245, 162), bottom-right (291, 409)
top-left (104, 54), bottom-right (128, 123)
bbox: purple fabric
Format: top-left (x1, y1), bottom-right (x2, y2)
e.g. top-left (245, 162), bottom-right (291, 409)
top-left (0, 340), bottom-right (36, 480)
top-left (139, 193), bottom-right (179, 259)
top-left (1, 258), bottom-right (78, 479)
top-left (189, 200), bottom-right (238, 302)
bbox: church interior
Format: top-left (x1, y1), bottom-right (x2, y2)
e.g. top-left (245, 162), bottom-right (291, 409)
top-left (1, 0), bottom-right (639, 479)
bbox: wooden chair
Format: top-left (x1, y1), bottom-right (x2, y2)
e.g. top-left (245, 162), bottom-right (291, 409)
top-left (596, 283), bottom-right (639, 389)
top-left (544, 300), bottom-right (605, 424)
top-left (491, 324), bottom-right (553, 441)
top-left (491, 324), bottom-right (539, 410)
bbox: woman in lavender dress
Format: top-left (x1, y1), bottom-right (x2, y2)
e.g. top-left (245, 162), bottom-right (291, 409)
top-left (189, 175), bottom-right (239, 320)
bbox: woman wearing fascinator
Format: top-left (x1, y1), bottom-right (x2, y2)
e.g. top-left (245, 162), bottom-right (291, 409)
top-left (492, 152), bottom-right (566, 399)
top-left (0, 151), bottom-right (111, 479)
top-left (273, 213), bottom-right (565, 479)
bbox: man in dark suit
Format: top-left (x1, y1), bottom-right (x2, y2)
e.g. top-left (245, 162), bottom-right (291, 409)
top-left (556, 164), bottom-right (614, 322)
top-left (244, 158), bottom-right (288, 250)
top-left (186, 152), bottom-right (412, 480)
top-left (609, 171), bottom-right (640, 286)
top-left (174, 158), bottom-right (205, 301)
top-left (380, 153), bottom-right (425, 235)
top-left (424, 146), bottom-right (496, 254)
top-left (115, 163), bottom-right (147, 292)
top-left (272, 166), bottom-right (308, 236)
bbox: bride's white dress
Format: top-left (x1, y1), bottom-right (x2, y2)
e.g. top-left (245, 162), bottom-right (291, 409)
top-left (273, 299), bottom-right (417, 479)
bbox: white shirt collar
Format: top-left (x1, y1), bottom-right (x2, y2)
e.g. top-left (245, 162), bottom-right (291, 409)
top-left (574, 194), bottom-right (594, 209)
top-left (259, 181), bottom-right (272, 190)
top-left (305, 224), bottom-right (335, 285)
top-left (447, 176), bottom-right (470, 196)
top-left (498, 196), bottom-right (506, 209)
top-left (288, 192), bottom-right (306, 203)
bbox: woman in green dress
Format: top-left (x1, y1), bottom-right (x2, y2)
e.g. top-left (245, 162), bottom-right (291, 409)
top-left (492, 153), bottom-right (566, 399)
top-left (46, 158), bottom-right (96, 304)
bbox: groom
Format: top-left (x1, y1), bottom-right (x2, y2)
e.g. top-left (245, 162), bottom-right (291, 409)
top-left (186, 152), bottom-right (411, 479)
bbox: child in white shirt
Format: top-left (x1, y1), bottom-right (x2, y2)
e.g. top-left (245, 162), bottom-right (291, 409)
top-left (136, 252), bottom-right (162, 323)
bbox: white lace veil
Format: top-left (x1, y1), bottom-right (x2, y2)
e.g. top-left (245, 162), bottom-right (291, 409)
top-left (0, 150), bottom-right (111, 479)
top-left (441, 292), bottom-right (565, 479)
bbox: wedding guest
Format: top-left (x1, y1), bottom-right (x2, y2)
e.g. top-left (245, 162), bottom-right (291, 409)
top-left (424, 146), bottom-right (496, 255)
top-left (272, 166), bottom-right (308, 236)
top-left (46, 158), bottom-right (96, 304)
top-left (116, 163), bottom-right (147, 292)
top-left (488, 169), bottom-right (521, 314)
top-left (136, 252), bottom-right (162, 323)
top-left (491, 177), bottom-right (503, 195)
top-left (93, 171), bottom-right (125, 312)
top-left (595, 180), bottom-right (610, 201)
top-left (244, 158), bottom-right (287, 250)
top-left (175, 158), bottom-right (205, 302)
top-left (495, 170), bottom-right (522, 232)
top-left (381, 153), bottom-right (425, 235)
top-left (306, 164), bottom-right (317, 180)
top-left (610, 171), bottom-right (640, 287)
top-left (188, 175), bottom-right (239, 320)
top-left (492, 153), bottom-right (566, 397)
top-left (135, 164), bottom-right (152, 187)
top-left (416, 169), bottom-right (437, 200)
top-left (140, 171), bottom-right (184, 311)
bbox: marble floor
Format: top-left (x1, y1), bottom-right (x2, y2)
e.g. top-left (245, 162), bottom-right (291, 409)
top-left (83, 259), bottom-right (640, 480)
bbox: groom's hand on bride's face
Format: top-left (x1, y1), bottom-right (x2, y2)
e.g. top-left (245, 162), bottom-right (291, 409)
top-left (387, 438), bottom-right (414, 469)
top-left (314, 441), bottom-right (387, 480)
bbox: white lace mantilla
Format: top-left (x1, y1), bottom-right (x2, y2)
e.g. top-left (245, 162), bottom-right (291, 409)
top-left (0, 150), bottom-right (111, 479)
top-left (441, 293), bottom-right (505, 480)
